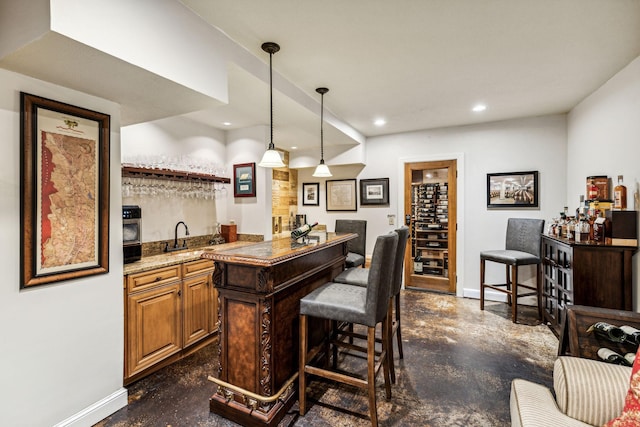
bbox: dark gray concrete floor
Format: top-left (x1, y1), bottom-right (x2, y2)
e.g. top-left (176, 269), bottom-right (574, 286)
top-left (95, 291), bottom-right (557, 427)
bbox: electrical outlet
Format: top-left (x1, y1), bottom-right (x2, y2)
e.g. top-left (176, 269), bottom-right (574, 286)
top-left (387, 214), bottom-right (395, 225)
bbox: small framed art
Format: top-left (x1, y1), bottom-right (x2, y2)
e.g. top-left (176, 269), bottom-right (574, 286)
top-left (234, 162), bottom-right (256, 197)
top-left (326, 179), bottom-right (357, 211)
top-left (360, 178), bottom-right (389, 206)
top-left (487, 171), bottom-right (539, 208)
top-left (302, 182), bottom-right (320, 206)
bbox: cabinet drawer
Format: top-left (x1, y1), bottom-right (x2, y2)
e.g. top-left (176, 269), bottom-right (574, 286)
top-left (127, 265), bottom-right (181, 293)
top-left (183, 259), bottom-right (215, 277)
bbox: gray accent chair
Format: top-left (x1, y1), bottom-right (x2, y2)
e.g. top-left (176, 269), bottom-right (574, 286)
top-left (299, 232), bottom-right (398, 427)
top-left (480, 218), bottom-right (545, 323)
top-left (335, 219), bottom-right (367, 268)
top-left (333, 226), bottom-right (410, 383)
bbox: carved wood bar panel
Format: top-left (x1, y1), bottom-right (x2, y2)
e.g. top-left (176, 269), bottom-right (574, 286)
top-left (201, 232), bottom-right (355, 427)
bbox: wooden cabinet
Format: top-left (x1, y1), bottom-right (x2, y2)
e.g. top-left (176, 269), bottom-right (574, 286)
top-left (126, 281), bottom-right (182, 377)
top-left (542, 235), bottom-right (635, 337)
top-left (182, 260), bottom-right (216, 347)
top-left (124, 259), bottom-right (217, 383)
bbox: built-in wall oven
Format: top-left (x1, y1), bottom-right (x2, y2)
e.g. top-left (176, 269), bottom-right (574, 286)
top-left (123, 205), bottom-right (142, 264)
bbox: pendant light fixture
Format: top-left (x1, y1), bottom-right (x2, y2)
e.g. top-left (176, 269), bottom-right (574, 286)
top-left (312, 87), bottom-right (332, 177)
top-left (258, 42), bottom-right (286, 168)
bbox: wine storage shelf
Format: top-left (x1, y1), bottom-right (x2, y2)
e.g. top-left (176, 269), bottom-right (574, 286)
top-left (410, 182), bottom-right (449, 281)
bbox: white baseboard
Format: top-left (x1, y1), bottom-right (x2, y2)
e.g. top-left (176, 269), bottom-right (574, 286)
top-left (53, 388), bottom-right (127, 427)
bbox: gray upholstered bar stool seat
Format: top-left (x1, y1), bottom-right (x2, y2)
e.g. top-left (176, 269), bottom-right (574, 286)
top-left (480, 218), bottom-right (545, 323)
top-left (299, 232), bottom-right (398, 427)
top-left (333, 226), bottom-right (409, 383)
top-left (335, 219), bottom-right (367, 268)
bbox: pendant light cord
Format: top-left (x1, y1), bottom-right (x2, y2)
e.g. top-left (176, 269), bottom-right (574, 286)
top-left (269, 50), bottom-right (274, 149)
top-left (320, 91), bottom-right (324, 162)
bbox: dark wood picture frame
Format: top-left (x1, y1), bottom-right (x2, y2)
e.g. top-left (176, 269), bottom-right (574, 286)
top-left (487, 171), bottom-right (539, 209)
top-left (302, 182), bottom-right (320, 206)
top-left (20, 92), bottom-right (110, 288)
top-left (360, 178), bottom-right (389, 206)
top-left (233, 162), bottom-right (256, 197)
top-left (326, 179), bottom-right (357, 211)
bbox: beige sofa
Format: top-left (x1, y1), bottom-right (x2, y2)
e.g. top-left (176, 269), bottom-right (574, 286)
top-left (511, 356), bottom-right (631, 426)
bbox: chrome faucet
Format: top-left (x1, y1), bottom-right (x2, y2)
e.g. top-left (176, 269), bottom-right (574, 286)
top-left (165, 221), bottom-right (190, 252)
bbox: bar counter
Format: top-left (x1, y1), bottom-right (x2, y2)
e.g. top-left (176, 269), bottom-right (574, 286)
top-left (201, 232), bottom-right (355, 427)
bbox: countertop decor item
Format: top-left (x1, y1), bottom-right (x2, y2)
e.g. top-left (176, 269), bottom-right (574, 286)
top-left (258, 42), bottom-right (285, 168)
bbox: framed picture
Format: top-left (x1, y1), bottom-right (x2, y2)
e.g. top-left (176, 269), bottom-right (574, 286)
top-left (302, 182), bottom-right (320, 206)
top-left (360, 178), bottom-right (389, 206)
top-left (233, 162), bottom-right (256, 197)
top-left (20, 92), bottom-right (110, 288)
top-left (326, 179), bottom-right (357, 211)
top-left (487, 171), bottom-right (539, 208)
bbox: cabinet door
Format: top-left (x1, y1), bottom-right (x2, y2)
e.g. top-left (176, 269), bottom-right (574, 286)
top-left (183, 274), bottom-right (212, 347)
top-left (127, 282), bottom-right (182, 377)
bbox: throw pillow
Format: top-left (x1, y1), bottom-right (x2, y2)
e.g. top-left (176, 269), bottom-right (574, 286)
top-left (603, 352), bottom-right (640, 427)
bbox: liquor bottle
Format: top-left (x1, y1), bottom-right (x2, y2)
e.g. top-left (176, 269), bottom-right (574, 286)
top-left (614, 175), bottom-right (627, 210)
top-left (620, 325), bottom-right (640, 345)
top-left (597, 348), bottom-right (631, 366)
top-left (587, 322), bottom-right (627, 342)
top-left (575, 216), bottom-right (583, 243)
top-left (291, 221), bottom-right (318, 240)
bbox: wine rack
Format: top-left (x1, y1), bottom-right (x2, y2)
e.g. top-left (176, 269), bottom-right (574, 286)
top-left (410, 182), bottom-right (449, 280)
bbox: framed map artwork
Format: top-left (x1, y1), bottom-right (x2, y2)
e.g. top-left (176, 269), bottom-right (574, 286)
top-left (326, 179), bottom-right (357, 211)
top-left (20, 92), bottom-right (110, 288)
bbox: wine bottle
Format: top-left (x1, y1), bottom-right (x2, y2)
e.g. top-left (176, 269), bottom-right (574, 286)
top-left (291, 221), bottom-right (318, 240)
top-left (597, 348), bottom-right (631, 366)
top-left (614, 175), bottom-right (627, 210)
top-left (620, 325), bottom-right (640, 345)
top-left (586, 322), bottom-right (627, 343)
top-left (413, 252), bottom-right (423, 274)
top-left (624, 352), bottom-right (636, 366)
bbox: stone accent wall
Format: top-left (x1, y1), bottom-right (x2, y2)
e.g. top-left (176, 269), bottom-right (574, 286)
top-left (271, 150), bottom-right (298, 234)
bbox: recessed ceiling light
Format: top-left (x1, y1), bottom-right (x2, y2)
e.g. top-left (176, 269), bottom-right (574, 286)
top-left (374, 118), bottom-right (386, 126)
top-left (290, 146), bottom-right (297, 150)
top-left (472, 104), bottom-right (487, 112)
top-left (222, 122), bottom-right (232, 126)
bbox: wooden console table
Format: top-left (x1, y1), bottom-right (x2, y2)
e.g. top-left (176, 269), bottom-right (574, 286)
top-left (201, 232), bottom-right (355, 427)
top-left (541, 235), bottom-right (636, 337)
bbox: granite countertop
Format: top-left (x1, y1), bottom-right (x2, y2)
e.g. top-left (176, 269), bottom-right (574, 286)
top-left (201, 232), bottom-right (356, 267)
top-left (123, 241), bottom-right (254, 275)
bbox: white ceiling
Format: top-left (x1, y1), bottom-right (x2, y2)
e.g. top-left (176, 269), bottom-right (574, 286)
top-left (178, 0), bottom-right (640, 150)
top-left (2, 1), bottom-right (640, 154)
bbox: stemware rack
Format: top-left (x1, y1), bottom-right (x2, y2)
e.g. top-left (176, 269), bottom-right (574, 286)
top-left (122, 165), bottom-right (230, 184)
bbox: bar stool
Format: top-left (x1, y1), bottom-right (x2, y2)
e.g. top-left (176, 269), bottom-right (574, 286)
top-left (335, 219), bottom-right (367, 268)
top-left (480, 218), bottom-right (545, 323)
top-left (299, 232), bottom-right (398, 427)
top-left (332, 226), bottom-right (409, 383)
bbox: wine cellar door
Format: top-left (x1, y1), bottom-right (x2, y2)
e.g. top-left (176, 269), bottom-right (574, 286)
top-left (404, 160), bottom-right (457, 293)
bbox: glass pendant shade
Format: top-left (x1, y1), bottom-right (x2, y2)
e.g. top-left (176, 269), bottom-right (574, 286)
top-left (259, 146), bottom-right (284, 168)
top-left (313, 87), bottom-right (331, 177)
top-left (258, 42), bottom-right (285, 169)
top-left (312, 161), bottom-right (332, 177)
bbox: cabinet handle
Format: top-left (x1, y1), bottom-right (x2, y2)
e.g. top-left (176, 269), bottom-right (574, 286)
top-left (154, 276), bottom-right (162, 282)
top-left (178, 290), bottom-right (182, 297)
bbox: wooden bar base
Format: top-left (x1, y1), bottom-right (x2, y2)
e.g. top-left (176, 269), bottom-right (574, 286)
top-left (201, 232), bottom-right (354, 426)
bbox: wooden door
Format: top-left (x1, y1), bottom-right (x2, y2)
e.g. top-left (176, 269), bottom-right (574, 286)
top-left (404, 160), bottom-right (457, 293)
